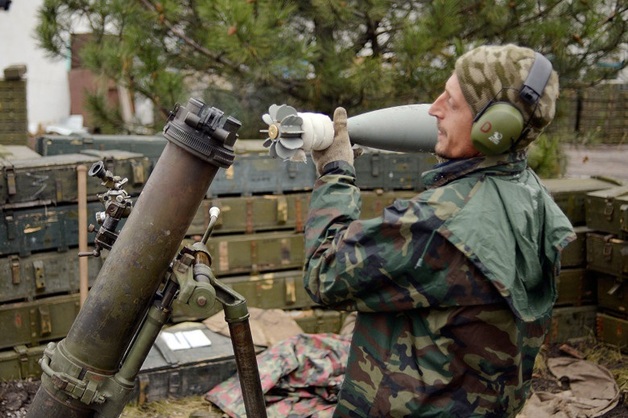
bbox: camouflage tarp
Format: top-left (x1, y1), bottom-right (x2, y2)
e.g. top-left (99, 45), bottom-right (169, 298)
top-left (206, 333), bottom-right (351, 418)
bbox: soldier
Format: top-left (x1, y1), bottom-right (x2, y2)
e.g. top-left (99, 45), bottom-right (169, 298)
top-left (303, 44), bottom-right (576, 417)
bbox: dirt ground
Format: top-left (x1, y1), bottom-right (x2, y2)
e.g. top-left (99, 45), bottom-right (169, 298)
top-left (2, 144), bottom-right (627, 417)
top-left (529, 341), bottom-right (628, 418)
top-left (2, 340), bottom-right (627, 417)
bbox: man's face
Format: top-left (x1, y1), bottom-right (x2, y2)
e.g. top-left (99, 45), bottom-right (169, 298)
top-left (429, 74), bottom-right (481, 160)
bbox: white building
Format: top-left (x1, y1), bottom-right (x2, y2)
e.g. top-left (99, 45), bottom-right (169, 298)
top-left (0, 0), bottom-right (71, 134)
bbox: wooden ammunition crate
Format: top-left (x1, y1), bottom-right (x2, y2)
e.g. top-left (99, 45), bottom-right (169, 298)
top-left (586, 232), bottom-right (628, 276)
top-left (555, 268), bottom-right (597, 307)
top-left (545, 305), bottom-right (597, 344)
top-left (561, 226), bottom-right (589, 268)
top-left (0, 132), bottom-right (27, 146)
top-left (0, 145), bottom-right (41, 160)
top-left (35, 134), bottom-right (167, 171)
top-left (172, 269), bottom-right (315, 322)
top-left (208, 147), bottom-right (317, 196)
top-left (0, 79), bottom-right (27, 146)
top-left (542, 177), bottom-right (621, 226)
top-left (189, 190), bottom-right (416, 237)
top-left (0, 199), bottom-right (131, 257)
top-left (597, 312), bottom-right (628, 351)
top-left (579, 84), bottom-right (628, 144)
top-left (0, 249), bottom-right (104, 303)
top-left (0, 150), bottom-right (150, 208)
top-left (585, 185), bottom-right (628, 237)
top-left (0, 344), bottom-right (45, 381)
top-left (199, 231), bottom-right (305, 277)
top-left (0, 80), bottom-right (26, 114)
top-left (354, 151), bottom-right (437, 191)
top-left (189, 193), bottom-right (311, 236)
top-left (290, 308), bottom-right (351, 335)
top-left (0, 293), bottom-right (80, 350)
top-left (597, 273), bottom-right (627, 317)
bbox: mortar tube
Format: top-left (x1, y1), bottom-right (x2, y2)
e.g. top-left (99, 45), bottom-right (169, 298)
top-left (27, 141), bottom-right (221, 417)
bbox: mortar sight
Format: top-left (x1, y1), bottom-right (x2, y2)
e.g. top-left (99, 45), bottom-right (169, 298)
top-left (163, 98), bottom-right (242, 168)
top-left (87, 160), bottom-right (128, 191)
top-left (88, 161), bottom-right (106, 179)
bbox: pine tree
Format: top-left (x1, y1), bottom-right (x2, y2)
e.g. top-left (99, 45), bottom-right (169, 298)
top-left (35, 0), bottom-right (627, 137)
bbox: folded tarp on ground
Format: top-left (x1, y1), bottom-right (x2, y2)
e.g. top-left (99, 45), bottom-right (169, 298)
top-left (205, 333), bottom-right (351, 418)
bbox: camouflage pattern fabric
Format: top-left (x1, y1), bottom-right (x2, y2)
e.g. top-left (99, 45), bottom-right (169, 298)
top-left (303, 152), bottom-right (575, 417)
top-left (454, 44), bottom-right (559, 149)
top-left (206, 333), bottom-right (351, 418)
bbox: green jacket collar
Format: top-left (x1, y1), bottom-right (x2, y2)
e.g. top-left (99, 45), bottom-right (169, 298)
top-left (422, 150), bottom-right (529, 189)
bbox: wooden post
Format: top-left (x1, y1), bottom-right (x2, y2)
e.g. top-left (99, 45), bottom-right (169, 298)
top-left (77, 164), bottom-right (89, 308)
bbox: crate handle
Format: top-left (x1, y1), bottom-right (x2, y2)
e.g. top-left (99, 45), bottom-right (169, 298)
top-left (38, 305), bottom-right (52, 336)
top-left (6, 166), bottom-right (16, 195)
top-left (285, 276), bottom-right (297, 305)
top-left (276, 195), bottom-right (288, 225)
top-left (607, 280), bottom-right (622, 297)
top-left (10, 255), bottom-right (20, 285)
top-left (33, 260), bottom-right (45, 290)
top-left (604, 199), bottom-right (614, 220)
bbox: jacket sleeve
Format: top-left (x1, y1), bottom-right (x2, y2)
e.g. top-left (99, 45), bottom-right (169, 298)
top-left (303, 162), bottom-right (503, 312)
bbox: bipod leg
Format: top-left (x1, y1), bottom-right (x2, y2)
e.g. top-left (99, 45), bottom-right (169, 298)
top-left (215, 280), bottom-right (268, 418)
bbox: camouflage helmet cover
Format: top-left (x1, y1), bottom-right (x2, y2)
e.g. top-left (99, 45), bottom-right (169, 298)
top-left (454, 44), bottom-right (559, 149)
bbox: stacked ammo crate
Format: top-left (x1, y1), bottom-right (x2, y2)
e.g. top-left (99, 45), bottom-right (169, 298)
top-left (584, 185), bottom-right (628, 349)
top-left (0, 145), bottom-right (151, 380)
top-left (0, 134), bottom-right (436, 381)
top-left (546, 84), bottom-right (627, 144)
top-left (577, 84), bottom-right (627, 144)
top-left (542, 177), bottom-right (628, 350)
top-left (174, 140), bottom-right (431, 333)
top-left (159, 139), bottom-right (433, 332)
top-left (0, 65), bottom-right (28, 146)
top-left (541, 178), bottom-right (620, 344)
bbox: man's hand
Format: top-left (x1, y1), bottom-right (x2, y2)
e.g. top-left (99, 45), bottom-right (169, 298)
top-left (312, 107), bottom-right (354, 175)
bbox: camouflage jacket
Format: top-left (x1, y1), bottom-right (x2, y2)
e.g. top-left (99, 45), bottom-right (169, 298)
top-left (303, 151), bottom-right (575, 417)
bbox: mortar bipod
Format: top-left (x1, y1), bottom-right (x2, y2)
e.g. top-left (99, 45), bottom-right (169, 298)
top-left (116, 206), bottom-right (268, 418)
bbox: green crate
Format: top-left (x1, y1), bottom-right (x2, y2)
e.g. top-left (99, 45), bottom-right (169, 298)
top-left (545, 305), bottom-right (597, 344)
top-left (597, 312), bottom-right (628, 352)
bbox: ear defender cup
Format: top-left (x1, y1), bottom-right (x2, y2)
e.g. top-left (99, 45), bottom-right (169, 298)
top-left (471, 102), bottom-right (524, 155)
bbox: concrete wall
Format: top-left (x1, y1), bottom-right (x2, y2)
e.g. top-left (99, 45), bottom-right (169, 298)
top-left (0, 0), bottom-right (70, 134)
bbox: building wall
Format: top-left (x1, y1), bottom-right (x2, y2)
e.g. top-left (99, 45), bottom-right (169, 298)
top-left (0, 0), bottom-right (70, 134)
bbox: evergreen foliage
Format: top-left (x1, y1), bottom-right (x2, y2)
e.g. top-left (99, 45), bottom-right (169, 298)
top-left (35, 0), bottom-right (627, 137)
top-left (528, 134), bottom-right (568, 178)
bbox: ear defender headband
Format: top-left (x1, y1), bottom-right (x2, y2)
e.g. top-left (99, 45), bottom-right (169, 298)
top-left (471, 52), bottom-right (553, 155)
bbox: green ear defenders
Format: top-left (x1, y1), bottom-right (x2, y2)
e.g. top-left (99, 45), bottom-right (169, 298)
top-left (471, 52), bottom-right (553, 155)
